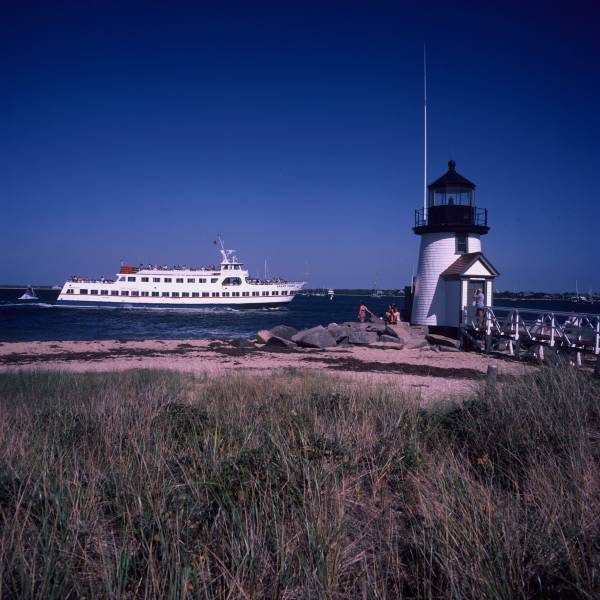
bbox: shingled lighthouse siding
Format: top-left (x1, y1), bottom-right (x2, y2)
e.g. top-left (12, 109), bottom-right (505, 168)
top-left (413, 232), bottom-right (482, 325)
top-left (411, 160), bottom-right (497, 327)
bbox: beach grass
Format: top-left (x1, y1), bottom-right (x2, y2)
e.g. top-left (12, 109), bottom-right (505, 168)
top-left (0, 367), bottom-right (598, 599)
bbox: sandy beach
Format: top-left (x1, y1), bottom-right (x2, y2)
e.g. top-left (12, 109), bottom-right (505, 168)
top-left (0, 338), bottom-right (537, 400)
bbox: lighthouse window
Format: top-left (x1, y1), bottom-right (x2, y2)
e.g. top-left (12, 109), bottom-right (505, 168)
top-left (141, 277), bottom-right (149, 282)
top-left (127, 277), bottom-right (136, 282)
top-left (456, 234), bottom-right (467, 254)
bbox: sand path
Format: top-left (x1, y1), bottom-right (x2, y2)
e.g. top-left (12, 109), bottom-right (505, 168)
top-left (0, 339), bottom-right (536, 400)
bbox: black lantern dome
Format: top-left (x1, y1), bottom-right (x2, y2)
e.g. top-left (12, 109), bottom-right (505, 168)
top-left (414, 160), bottom-right (488, 235)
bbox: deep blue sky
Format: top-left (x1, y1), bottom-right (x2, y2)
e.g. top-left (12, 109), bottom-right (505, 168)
top-left (2, 1), bottom-right (598, 291)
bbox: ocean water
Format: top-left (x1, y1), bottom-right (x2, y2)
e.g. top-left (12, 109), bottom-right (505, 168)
top-left (0, 289), bottom-right (598, 342)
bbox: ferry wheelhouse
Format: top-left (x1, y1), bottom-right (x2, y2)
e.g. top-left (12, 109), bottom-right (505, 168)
top-left (56, 241), bottom-right (305, 308)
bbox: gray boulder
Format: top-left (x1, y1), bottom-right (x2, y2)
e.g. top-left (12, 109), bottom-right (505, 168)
top-left (426, 333), bottom-right (460, 349)
top-left (292, 326), bottom-right (337, 349)
top-left (256, 330), bottom-right (272, 344)
top-left (327, 324), bottom-right (351, 342)
top-left (378, 334), bottom-right (405, 346)
top-left (265, 335), bottom-right (297, 349)
top-left (348, 330), bottom-right (379, 345)
top-left (269, 324), bottom-right (298, 340)
top-left (366, 322), bottom-right (387, 333)
top-left (438, 345), bottom-right (461, 352)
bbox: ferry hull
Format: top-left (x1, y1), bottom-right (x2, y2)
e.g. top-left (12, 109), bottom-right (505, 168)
top-left (54, 299), bottom-right (292, 309)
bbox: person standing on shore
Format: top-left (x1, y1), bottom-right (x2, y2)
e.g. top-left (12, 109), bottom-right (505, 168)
top-left (358, 302), bottom-right (369, 323)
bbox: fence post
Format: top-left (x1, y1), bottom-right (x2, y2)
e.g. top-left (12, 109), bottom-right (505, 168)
top-left (486, 364), bottom-right (497, 394)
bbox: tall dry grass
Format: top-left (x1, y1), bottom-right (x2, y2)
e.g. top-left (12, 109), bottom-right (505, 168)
top-left (0, 367), bottom-right (598, 599)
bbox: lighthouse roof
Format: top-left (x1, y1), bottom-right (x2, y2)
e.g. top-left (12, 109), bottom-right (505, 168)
top-left (441, 252), bottom-right (499, 278)
top-left (428, 160), bottom-right (476, 190)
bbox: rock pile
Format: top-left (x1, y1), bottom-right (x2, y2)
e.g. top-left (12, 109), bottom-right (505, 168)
top-left (255, 320), bottom-right (433, 350)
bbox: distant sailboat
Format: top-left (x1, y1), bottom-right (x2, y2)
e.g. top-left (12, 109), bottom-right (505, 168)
top-left (18, 286), bottom-right (38, 301)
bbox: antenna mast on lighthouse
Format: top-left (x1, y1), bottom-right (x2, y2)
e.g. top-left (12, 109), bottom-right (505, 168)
top-left (423, 44), bottom-right (428, 220)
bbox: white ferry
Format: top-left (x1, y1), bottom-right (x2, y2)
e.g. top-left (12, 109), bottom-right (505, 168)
top-left (56, 240), bottom-right (305, 308)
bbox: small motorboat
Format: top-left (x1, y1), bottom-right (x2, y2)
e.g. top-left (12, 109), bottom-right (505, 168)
top-left (328, 288), bottom-right (335, 300)
top-left (18, 287), bottom-right (39, 301)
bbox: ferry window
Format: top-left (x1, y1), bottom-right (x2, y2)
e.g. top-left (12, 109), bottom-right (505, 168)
top-left (182, 292), bottom-right (189, 297)
top-left (212, 292), bottom-right (220, 297)
top-left (153, 277), bottom-right (160, 283)
top-left (118, 277), bottom-right (125, 282)
top-left (272, 291), bottom-right (279, 296)
top-left (222, 277), bottom-right (242, 286)
top-left (262, 291), bottom-right (269, 296)
top-left (91, 290), bottom-right (98, 295)
top-left (80, 289), bottom-right (88, 294)
top-left (242, 292), bottom-right (249, 297)
top-left (232, 292), bottom-right (240, 297)
top-left (152, 292), bottom-right (159, 297)
top-left (66, 289), bottom-right (74, 295)
top-left (202, 292), bottom-right (209, 297)
top-left (127, 277), bottom-right (136, 282)
top-left (111, 291), bottom-right (119, 296)
top-left (172, 292), bottom-right (179, 297)
top-left (222, 292), bottom-right (230, 297)
top-left (101, 290), bottom-right (109, 296)
top-left (252, 291), bottom-right (259, 297)
top-left (187, 278), bottom-right (195, 283)
top-left (121, 291), bottom-right (129, 296)
top-left (456, 234), bottom-right (467, 254)
top-left (282, 291), bottom-right (287, 296)
top-left (131, 291), bottom-right (139, 297)
top-left (198, 278), bottom-right (207, 283)
top-left (141, 277), bottom-right (149, 282)
top-left (192, 292), bottom-right (199, 297)
top-left (176, 278), bottom-right (184, 283)
top-left (211, 278), bottom-right (218, 283)
top-left (164, 278), bottom-right (172, 283)
top-left (141, 292), bottom-right (149, 297)
top-left (234, 265), bottom-right (240, 270)
top-left (162, 292), bottom-right (169, 297)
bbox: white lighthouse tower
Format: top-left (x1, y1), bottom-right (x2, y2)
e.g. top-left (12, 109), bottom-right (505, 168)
top-left (411, 160), bottom-right (499, 328)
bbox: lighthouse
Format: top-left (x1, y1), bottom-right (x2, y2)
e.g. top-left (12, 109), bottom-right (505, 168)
top-left (411, 160), bottom-right (499, 328)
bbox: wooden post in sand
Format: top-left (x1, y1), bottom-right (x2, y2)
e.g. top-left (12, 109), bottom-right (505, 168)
top-left (486, 364), bottom-right (497, 394)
